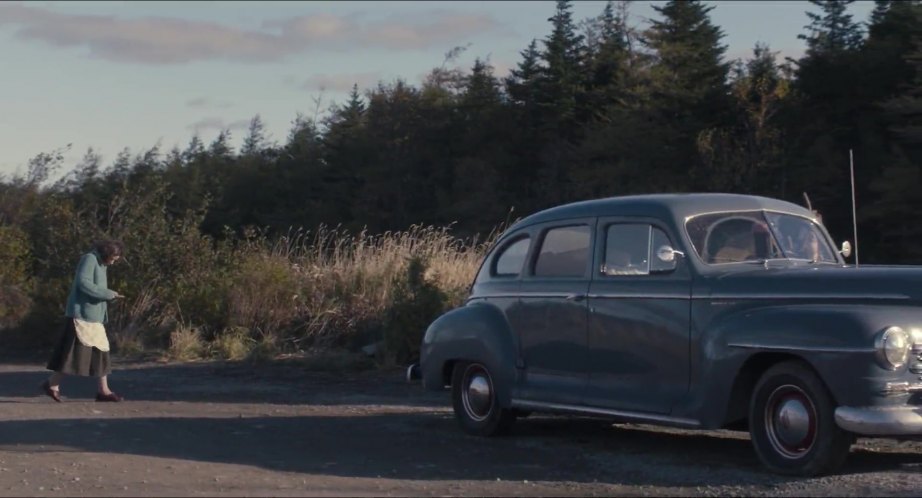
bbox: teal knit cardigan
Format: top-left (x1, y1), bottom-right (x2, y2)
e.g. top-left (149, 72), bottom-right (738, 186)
top-left (64, 250), bottom-right (117, 324)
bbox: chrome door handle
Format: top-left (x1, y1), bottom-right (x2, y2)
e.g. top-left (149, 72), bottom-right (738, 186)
top-left (565, 294), bottom-right (586, 302)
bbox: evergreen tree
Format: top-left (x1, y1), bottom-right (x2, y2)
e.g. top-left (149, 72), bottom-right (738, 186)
top-left (862, 0), bottom-right (921, 101)
top-left (799, 0), bottom-right (864, 57)
top-left (641, 0), bottom-right (732, 190)
top-left (870, 0), bottom-right (893, 35)
top-left (865, 34), bottom-right (922, 262)
top-left (538, 0), bottom-right (588, 133)
top-left (868, 36), bottom-right (922, 253)
top-left (208, 129), bottom-right (233, 159)
top-left (788, 0), bottom-right (870, 250)
top-left (448, 58), bottom-right (510, 231)
top-left (462, 59), bottom-right (502, 110)
top-left (181, 135), bottom-right (205, 165)
top-left (352, 80), bottom-right (428, 231)
top-left (502, 39), bottom-right (546, 212)
top-left (505, 39), bottom-right (542, 108)
top-left (286, 113), bottom-right (320, 157)
top-left (645, 0), bottom-right (730, 128)
top-left (320, 87), bottom-right (370, 230)
top-left (195, 130), bottom-right (234, 235)
top-left (341, 84), bottom-right (366, 124)
top-left (587, 0), bottom-right (631, 112)
top-left (241, 115), bottom-right (268, 156)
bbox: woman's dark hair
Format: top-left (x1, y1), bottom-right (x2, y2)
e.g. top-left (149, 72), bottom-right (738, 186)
top-left (95, 239), bottom-right (125, 261)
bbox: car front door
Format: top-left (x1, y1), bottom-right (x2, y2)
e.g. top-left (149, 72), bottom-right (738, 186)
top-left (584, 218), bottom-right (692, 414)
top-left (512, 219), bottom-right (594, 405)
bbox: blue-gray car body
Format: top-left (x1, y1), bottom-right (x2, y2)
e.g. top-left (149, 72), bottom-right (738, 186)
top-left (420, 193), bottom-right (922, 440)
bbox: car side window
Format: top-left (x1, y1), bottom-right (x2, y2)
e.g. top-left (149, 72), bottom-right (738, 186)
top-left (603, 224), bottom-right (675, 276)
top-left (534, 225), bottom-right (591, 277)
top-left (493, 237), bottom-right (531, 277)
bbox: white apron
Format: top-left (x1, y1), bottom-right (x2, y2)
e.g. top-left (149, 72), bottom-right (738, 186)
top-left (73, 318), bottom-right (110, 352)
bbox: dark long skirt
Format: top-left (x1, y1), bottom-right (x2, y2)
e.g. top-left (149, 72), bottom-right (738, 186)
top-left (46, 318), bottom-right (111, 377)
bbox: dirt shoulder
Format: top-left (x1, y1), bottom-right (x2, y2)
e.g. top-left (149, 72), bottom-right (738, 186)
top-left (0, 358), bottom-right (919, 497)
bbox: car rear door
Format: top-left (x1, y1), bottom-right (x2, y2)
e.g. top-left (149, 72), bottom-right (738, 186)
top-left (512, 218), bottom-right (595, 405)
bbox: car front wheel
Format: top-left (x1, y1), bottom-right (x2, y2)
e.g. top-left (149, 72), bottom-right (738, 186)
top-left (749, 361), bottom-right (853, 476)
top-left (451, 361), bottom-right (516, 436)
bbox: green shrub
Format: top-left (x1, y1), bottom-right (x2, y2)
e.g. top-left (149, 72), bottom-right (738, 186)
top-left (226, 254), bottom-right (303, 339)
top-left (113, 335), bottom-right (145, 358)
top-left (379, 255), bottom-right (449, 366)
top-left (247, 333), bottom-right (280, 362)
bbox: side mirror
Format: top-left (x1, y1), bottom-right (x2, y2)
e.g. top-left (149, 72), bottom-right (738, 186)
top-left (656, 245), bottom-right (685, 263)
top-left (840, 241), bottom-right (852, 258)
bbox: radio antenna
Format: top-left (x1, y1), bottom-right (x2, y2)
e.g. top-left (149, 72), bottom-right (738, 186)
top-left (850, 149), bottom-right (859, 267)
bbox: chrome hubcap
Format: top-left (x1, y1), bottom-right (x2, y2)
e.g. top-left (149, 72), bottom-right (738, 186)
top-left (461, 365), bottom-right (493, 422)
top-left (765, 385), bottom-right (817, 459)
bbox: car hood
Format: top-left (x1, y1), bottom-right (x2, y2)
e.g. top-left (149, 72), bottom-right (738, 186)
top-left (702, 264), bottom-right (922, 302)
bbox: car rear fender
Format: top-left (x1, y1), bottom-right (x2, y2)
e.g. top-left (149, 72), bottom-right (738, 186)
top-left (419, 302), bottom-right (518, 406)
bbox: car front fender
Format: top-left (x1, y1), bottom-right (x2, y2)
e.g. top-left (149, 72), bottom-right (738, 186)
top-left (688, 303), bottom-right (893, 427)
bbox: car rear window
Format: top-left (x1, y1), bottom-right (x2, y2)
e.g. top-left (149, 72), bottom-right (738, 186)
top-left (534, 225), bottom-right (591, 277)
top-left (493, 237), bottom-right (531, 276)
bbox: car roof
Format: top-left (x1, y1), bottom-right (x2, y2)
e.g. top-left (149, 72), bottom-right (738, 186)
top-left (508, 193), bottom-right (816, 233)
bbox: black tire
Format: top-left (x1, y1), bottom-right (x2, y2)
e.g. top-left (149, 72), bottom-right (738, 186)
top-left (451, 361), bottom-right (516, 436)
top-left (749, 361), bottom-right (853, 476)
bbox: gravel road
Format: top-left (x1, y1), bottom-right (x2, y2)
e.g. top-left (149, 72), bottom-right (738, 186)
top-left (0, 358), bottom-right (919, 496)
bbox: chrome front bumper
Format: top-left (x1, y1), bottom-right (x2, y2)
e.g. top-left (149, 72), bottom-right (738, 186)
top-left (835, 405), bottom-right (922, 436)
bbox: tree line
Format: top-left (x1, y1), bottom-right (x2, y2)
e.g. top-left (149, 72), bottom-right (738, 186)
top-left (2, 0), bottom-right (922, 316)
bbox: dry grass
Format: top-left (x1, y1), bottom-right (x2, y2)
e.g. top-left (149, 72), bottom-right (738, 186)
top-left (109, 287), bottom-right (163, 352)
top-left (112, 223), bottom-right (502, 362)
top-left (211, 326), bottom-right (253, 360)
top-left (166, 323), bottom-right (205, 361)
top-left (226, 224), bottom-right (495, 350)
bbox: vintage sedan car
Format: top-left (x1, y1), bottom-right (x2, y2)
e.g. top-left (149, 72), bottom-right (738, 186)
top-left (417, 193), bottom-right (922, 476)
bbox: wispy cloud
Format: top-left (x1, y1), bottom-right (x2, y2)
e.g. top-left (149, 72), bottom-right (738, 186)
top-left (266, 12), bottom-right (503, 51)
top-left (0, 3), bottom-right (506, 65)
top-left (300, 72), bottom-right (384, 93)
top-left (187, 117), bottom-right (251, 133)
top-left (186, 97), bottom-right (234, 109)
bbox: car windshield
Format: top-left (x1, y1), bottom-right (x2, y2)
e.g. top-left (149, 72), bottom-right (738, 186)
top-left (686, 211), bottom-right (838, 265)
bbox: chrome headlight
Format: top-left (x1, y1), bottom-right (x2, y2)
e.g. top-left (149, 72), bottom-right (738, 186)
top-left (910, 328), bottom-right (922, 353)
top-left (876, 326), bottom-right (910, 370)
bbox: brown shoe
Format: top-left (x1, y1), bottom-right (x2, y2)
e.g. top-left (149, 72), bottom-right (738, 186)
top-left (95, 392), bottom-right (123, 402)
top-left (41, 380), bottom-right (62, 402)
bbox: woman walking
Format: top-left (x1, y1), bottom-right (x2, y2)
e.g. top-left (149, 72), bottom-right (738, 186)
top-left (42, 239), bottom-right (125, 402)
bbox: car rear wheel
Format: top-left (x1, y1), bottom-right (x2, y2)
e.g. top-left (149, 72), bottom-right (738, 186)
top-left (451, 361), bottom-right (516, 436)
top-left (749, 361), bottom-right (853, 476)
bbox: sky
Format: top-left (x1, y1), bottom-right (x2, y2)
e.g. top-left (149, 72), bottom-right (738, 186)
top-left (0, 1), bottom-right (876, 179)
